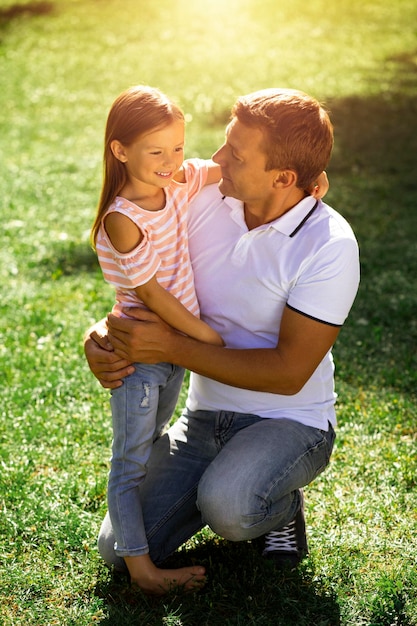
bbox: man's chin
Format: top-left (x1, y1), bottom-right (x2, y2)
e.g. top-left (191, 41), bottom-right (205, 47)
top-left (218, 179), bottom-right (233, 196)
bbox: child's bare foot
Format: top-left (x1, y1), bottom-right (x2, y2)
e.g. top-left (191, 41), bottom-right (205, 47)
top-left (125, 554), bottom-right (206, 596)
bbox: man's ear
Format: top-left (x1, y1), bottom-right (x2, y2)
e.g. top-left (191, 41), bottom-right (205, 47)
top-left (273, 169), bottom-right (297, 188)
top-left (110, 140), bottom-right (128, 163)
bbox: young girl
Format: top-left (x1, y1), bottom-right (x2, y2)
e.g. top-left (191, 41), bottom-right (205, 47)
top-left (91, 85), bottom-right (223, 595)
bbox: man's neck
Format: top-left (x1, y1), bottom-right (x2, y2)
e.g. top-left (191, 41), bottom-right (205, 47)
top-left (244, 188), bottom-right (306, 230)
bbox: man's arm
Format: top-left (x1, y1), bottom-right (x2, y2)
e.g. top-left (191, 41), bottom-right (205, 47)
top-left (106, 306), bottom-right (340, 395)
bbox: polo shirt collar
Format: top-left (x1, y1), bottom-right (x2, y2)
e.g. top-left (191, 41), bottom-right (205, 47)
top-left (223, 195), bottom-right (319, 236)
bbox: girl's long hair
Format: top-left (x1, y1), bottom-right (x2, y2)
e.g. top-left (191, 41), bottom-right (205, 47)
top-left (91, 85), bottom-right (184, 247)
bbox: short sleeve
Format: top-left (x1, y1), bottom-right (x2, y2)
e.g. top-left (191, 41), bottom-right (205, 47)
top-left (96, 227), bottom-right (161, 290)
top-left (287, 237), bottom-right (360, 326)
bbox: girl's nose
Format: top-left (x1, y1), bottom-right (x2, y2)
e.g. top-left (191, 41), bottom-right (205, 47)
top-left (164, 155), bottom-right (175, 167)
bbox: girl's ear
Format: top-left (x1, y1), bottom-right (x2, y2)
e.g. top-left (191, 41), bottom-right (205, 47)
top-left (110, 140), bottom-right (128, 163)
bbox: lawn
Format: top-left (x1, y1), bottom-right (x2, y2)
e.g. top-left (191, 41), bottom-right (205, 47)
top-left (1, 0), bottom-right (417, 624)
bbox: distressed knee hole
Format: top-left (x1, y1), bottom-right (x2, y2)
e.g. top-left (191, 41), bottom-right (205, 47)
top-left (140, 382), bottom-right (151, 408)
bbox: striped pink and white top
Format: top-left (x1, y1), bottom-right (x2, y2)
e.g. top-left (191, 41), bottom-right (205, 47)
top-left (96, 158), bottom-right (209, 317)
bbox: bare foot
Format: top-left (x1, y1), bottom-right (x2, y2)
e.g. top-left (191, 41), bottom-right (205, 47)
top-left (125, 554), bottom-right (206, 596)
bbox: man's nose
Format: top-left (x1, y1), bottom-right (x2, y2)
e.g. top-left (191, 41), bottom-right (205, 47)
top-left (212, 144), bottom-right (225, 164)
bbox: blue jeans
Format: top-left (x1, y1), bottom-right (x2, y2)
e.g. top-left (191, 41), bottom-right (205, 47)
top-left (107, 362), bottom-right (184, 557)
top-left (99, 408), bottom-right (335, 569)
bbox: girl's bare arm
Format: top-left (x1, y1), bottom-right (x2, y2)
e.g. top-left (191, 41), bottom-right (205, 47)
top-left (105, 211), bottom-right (223, 346)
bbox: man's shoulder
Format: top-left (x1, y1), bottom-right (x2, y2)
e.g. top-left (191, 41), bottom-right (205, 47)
top-left (194, 183), bottom-right (224, 201)
top-left (189, 184), bottom-right (225, 215)
top-left (319, 202), bottom-right (357, 241)
top-left (188, 186), bottom-right (239, 237)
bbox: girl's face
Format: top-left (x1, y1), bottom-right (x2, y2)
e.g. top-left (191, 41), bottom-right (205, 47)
top-left (115, 120), bottom-right (185, 189)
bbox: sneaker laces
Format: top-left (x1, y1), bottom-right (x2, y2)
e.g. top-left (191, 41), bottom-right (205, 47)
top-left (263, 519), bottom-right (298, 554)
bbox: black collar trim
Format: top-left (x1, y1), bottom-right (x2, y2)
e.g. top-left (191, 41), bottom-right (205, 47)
top-left (289, 200), bottom-right (319, 238)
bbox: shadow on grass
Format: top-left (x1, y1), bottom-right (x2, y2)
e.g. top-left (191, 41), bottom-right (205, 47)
top-left (329, 93), bottom-right (417, 179)
top-left (369, 590), bottom-right (409, 626)
top-left (38, 241), bottom-right (100, 278)
top-left (0, 1), bottom-right (54, 26)
top-left (320, 57), bottom-right (417, 397)
top-left (94, 539), bottom-right (340, 626)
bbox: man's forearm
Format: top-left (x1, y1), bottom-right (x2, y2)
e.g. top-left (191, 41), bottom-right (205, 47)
top-left (162, 307), bottom-right (339, 395)
top-left (165, 333), bottom-right (301, 395)
top-left (108, 312), bottom-right (294, 393)
top-left (106, 307), bottom-right (338, 396)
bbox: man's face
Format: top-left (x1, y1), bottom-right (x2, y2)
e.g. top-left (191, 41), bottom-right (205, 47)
top-left (212, 118), bottom-right (276, 204)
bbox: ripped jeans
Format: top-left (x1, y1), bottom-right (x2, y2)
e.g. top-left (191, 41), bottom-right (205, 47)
top-left (99, 408), bottom-right (335, 570)
top-left (107, 362), bottom-right (184, 557)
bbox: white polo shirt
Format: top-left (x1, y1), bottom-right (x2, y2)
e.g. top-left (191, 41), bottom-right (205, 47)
top-left (186, 185), bottom-right (360, 430)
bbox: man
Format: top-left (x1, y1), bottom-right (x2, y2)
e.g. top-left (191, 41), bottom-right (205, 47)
top-left (85, 88), bottom-right (359, 587)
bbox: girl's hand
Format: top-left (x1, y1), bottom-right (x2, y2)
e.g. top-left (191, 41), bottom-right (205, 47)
top-left (311, 171), bottom-right (329, 199)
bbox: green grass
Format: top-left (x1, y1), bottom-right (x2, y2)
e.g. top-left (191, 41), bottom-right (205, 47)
top-left (1, 0), bottom-right (417, 623)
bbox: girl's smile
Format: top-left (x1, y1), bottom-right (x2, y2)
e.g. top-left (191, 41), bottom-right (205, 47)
top-left (112, 119), bottom-right (185, 192)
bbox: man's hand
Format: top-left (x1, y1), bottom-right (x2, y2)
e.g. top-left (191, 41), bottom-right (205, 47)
top-left (84, 318), bottom-right (135, 389)
top-left (107, 308), bottom-right (176, 364)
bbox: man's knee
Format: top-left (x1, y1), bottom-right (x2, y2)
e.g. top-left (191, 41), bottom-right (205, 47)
top-left (197, 464), bottom-right (300, 542)
top-left (197, 477), bottom-right (259, 541)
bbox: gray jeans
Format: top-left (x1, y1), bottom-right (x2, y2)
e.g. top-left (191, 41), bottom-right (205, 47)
top-left (98, 409), bottom-right (335, 569)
